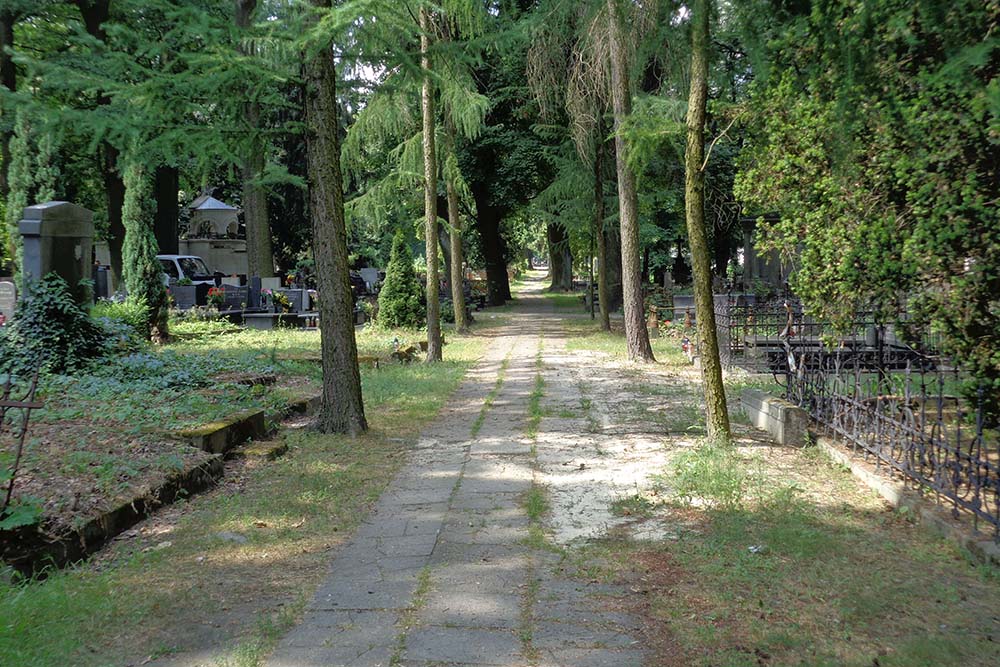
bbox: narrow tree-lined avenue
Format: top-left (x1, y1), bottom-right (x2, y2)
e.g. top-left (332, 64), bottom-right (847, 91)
top-left (1, 2), bottom-right (997, 665)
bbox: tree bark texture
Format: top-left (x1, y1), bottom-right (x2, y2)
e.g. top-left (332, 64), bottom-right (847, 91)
top-left (236, 0), bottom-right (275, 278)
top-left (471, 191), bottom-right (510, 306)
top-left (420, 8), bottom-right (443, 361)
top-left (0, 11), bottom-right (15, 202)
top-left (438, 220), bottom-right (452, 286)
top-left (607, 0), bottom-right (654, 362)
top-left (595, 122), bottom-right (610, 331)
top-left (303, 0), bottom-right (367, 435)
top-left (443, 120), bottom-right (469, 331)
top-left (154, 165), bottom-right (179, 255)
top-left (546, 223), bottom-right (573, 291)
top-left (76, 0), bottom-right (127, 290)
top-left (685, 0), bottom-right (731, 442)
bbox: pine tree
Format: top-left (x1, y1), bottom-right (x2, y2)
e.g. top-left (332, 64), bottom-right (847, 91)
top-left (420, 6), bottom-right (443, 362)
top-left (378, 230), bottom-right (424, 328)
top-left (121, 155), bottom-right (168, 342)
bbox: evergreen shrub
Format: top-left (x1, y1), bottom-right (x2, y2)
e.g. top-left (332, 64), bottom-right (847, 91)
top-left (377, 231), bottom-right (424, 328)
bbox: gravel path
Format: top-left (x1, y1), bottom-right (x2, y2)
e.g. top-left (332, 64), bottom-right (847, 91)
top-left (266, 274), bottom-right (673, 667)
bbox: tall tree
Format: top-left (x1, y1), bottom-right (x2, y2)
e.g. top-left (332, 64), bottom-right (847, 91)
top-left (443, 115), bottom-right (469, 331)
top-left (121, 154), bottom-right (168, 342)
top-left (73, 0), bottom-right (127, 289)
top-left (235, 0), bottom-right (274, 278)
top-left (303, 0), bottom-right (367, 434)
top-left (594, 118), bottom-right (610, 330)
top-left (546, 222), bottom-right (572, 290)
top-left (420, 6), bottom-right (442, 361)
top-left (685, 0), bottom-right (730, 441)
top-left (606, 0), bottom-right (654, 362)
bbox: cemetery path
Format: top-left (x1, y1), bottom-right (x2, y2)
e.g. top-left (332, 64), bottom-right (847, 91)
top-left (264, 272), bottom-right (688, 667)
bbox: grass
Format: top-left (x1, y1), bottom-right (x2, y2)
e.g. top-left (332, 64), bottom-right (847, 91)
top-left (471, 354), bottom-right (511, 437)
top-left (553, 317), bottom-right (1000, 666)
top-left (0, 321), bottom-right (493, 667)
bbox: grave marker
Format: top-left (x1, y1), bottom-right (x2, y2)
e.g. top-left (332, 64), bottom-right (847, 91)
top-left (0, 281), bottom-right (16, 323)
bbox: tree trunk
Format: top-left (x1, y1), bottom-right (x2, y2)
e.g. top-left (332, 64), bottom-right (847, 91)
top-left (685, 0), bottom-right (731, 442)
top-left (546, 223), bottom-right (572, 291)
top-left (154, 165), bottom-right (178, 255)
top-left (103, 144), bottom-right (126, 289)
top-left (236, 0), bottom-right (275, 278)
top-left (0, 11), bottom-right (15, 203)
top-left (595, 122), bottom-right (610, 330)
top-left (420, 7), bottom-right (442, 362)
top-left (76, 0), bottom-right (126, 290)
top-left (438, 221), bottom-right (452, 287)
top-left (607, 0), bottom-right (654, 362)
top-left (443, 120), bottom-right (469, 331)
top-left (303, 0), bottom-right (367, 435)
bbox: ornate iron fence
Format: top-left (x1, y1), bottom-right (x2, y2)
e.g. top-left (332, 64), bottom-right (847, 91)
top-left (715, 298), bottom-right (999, 538)
top-left (782, 342), bottom-right (998, 538)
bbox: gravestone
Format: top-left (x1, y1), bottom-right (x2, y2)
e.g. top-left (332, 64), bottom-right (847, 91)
top-left (0, 281), bottom-right (16, 323)
top-left (19, 201), bottom-right (94, 305)
top-left (247, 276), bottom-right (261, 309)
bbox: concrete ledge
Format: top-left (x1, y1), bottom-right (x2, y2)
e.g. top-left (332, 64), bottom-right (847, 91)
top-left (0, 455), bottom-right (223, 576)
top-left (179, 409), bottom-right (267, 454)
top-left (817, 436), bottom-right (1000, 567)
top-left (741, 389), bottom-right (809, 447)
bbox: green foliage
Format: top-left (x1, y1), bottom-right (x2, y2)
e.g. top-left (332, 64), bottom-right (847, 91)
top-left (377, 231), bottom-right (424, 328)
top-left (91, 297), bottom-right (150, 335)
top-left (0, 274), bottom-right (112, 375)
top-left (3, 108), bottom-right (33, 272)
top-left (735, 0), bottom-right (1000, 415)
top-left (670, 439), bottom-right (754, 511)
top-left (121, 158), bottom-right (168, 340)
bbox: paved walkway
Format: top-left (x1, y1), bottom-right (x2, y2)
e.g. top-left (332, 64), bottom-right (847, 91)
top-left (266, 275), bottom-right (647, 667)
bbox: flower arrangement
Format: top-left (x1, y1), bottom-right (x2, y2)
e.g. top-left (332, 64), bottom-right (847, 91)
top-left (207, 286), bottom-right (225, 309)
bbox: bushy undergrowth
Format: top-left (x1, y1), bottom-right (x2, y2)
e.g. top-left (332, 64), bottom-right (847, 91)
top-left (0, 274), bottom-right (142, 375)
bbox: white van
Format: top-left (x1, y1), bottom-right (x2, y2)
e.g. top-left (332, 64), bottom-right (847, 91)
top-left (157, 255), bottom-right (216, 286)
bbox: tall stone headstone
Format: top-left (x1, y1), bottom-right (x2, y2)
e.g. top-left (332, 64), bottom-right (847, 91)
top-left (19, 201), bottom-right (94, 305)
top-left (0, 280), bottom-right (16, 323)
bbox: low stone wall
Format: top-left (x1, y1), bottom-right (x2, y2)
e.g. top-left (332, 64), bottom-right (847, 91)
top-left (740, 388), bottom-right (809, 447)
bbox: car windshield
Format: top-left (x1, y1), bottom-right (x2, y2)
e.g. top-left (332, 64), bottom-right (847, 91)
top-left (178, 257), bottom-right (211, 278)
top-left (159, 259), bottom-right (178, 279)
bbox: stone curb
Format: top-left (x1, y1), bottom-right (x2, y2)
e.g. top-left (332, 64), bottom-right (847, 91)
top-left (816, 435), bottom-right (1000, 567)
top-left (1, 393), bottom-right (323, 576)
top-left (0, 455), bottom-right (223, 576)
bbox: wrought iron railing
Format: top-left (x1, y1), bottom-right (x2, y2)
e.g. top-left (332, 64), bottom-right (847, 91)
top-left (715, 298), bottom-right (999, 538)
top-left (783, 342), bottom-right (998, 538)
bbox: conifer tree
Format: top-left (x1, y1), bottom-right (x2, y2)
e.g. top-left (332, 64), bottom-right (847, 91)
top-left (3, 109), bottom-right (31, 274)
top-left (606, 0), bottom-right (654, 362)
top-left (420, 6), bottom-right (443, 362)
top-left (378, 230), bottom-right (424, 328)
top-left (121, 155), bottom-right (168, 342)
top-left (303, 0), bottom-right (367, 435)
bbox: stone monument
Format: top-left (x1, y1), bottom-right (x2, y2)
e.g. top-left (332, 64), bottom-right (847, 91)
top-left (0, 280), bottom-right (15, 323)
top-left (19, 201), bottom-right (94, 305)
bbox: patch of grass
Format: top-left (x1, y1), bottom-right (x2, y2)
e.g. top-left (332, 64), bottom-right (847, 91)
top-left (575, 443), bottom-right (1000, 667)
top-left (541, 290), bottom-right (584, 312)
top-left (471, 354), bottom-right (511, 437)
top-left (610, 492), bottom-right (658, 518)
top-left (0, 328), bottom-right (490, 667)
top-left (390, 566), bottom-right (433, 666)
top-left (668, 439), bottom-right (764, 511)
top-left (562, 320), bottom-right (688, 365)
